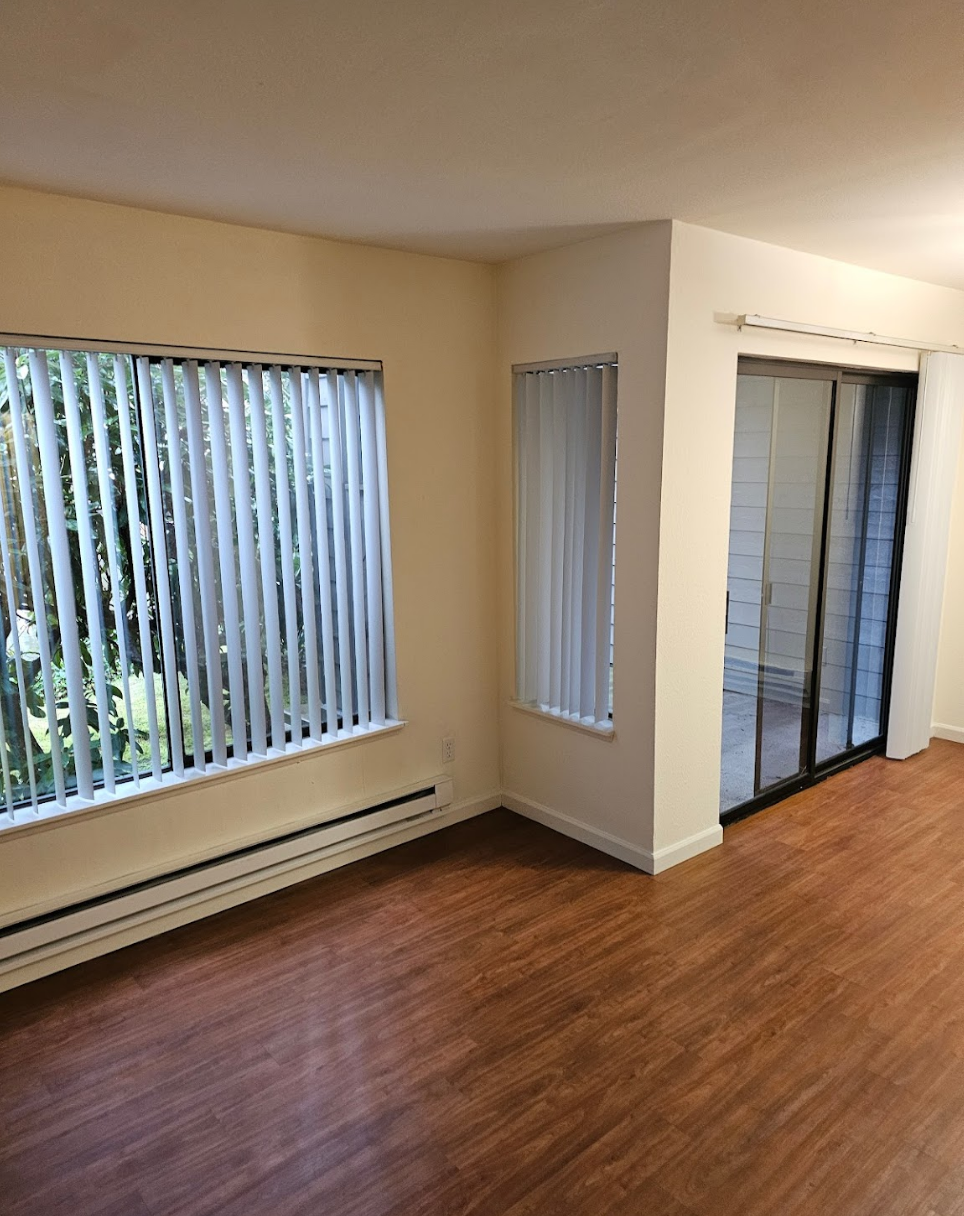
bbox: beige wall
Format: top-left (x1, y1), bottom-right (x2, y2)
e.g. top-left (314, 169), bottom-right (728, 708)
top-left (0, 185), bottom-right (501, 923)
top-left (934, 426), bottom-right (964, 739)
top-left (496, 224), bottom-right (673, 864)
top-left (657, 221), bottom-right (964, 853)
top-left (4, 189), bottom-right (964, 921)
top-left (496, 220), bottom-right (964, 871)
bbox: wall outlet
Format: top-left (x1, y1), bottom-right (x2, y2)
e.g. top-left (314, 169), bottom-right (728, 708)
top-left (442, 735), bottom-right (456, 764)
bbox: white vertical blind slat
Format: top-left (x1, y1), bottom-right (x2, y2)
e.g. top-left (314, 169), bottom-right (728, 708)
top-left (514, 373), bottom-right (527, 701)
top-left (0, 424), bottom-right (22, 813)
top-left (136, 357), bottom-right (186, 777)
top-left (183, 361), bottom-right (227, 767)
top-left (568, 368), bottom-right (588, 715)
top-left (0, 360), bottom-right (38, 810)
top-left (247, 367), bottom-right (286, 750)
top-left (0, 549), bottom-right (38, 812)
top-left (0, 667), bottom-right (13, 818)
top-left (268, 366), bottom-right (302, 741)
top-left (226, 362), bottom-right (267, 757)
top-left (88, 354), bottom-right (140, 786)
top-left (536, 373), bottom-right (554, 706)
top-left (326, 370), bottom-right (355, 732)
top-left (559, 369), bottom-right (577, 713)
top-left (548, 370), bottom-right (567, 712)
top-left (523, 374), bottom-right (541, 702)
top-left (288, 371), bottom-right (323, 741)
top-left (159, 359), bottom-right (205, 772)
top-left (60, 353), bottom-right (114, 793)
top-left (341, 372), bottom-right (370, 730)
top-left (579, 367), bottom-right (603, 720)
top-left (30, 351), bottom-right (94, 800)
top-left (115, 355), bottom-right (163, 780)
top-left (594, 365), bottom-right (618, 722)
top-left (373, 375), bottom-right (397, 718)
top-left (358, 371), bottom-right (385, 725)
top-left (205, 363), bottom-right (247, 761)
top-left (307, 371), bottom-right (339, 734)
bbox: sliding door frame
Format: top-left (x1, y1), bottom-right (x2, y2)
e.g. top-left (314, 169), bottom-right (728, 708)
top-left (721, 357), bottom-right (917, 827)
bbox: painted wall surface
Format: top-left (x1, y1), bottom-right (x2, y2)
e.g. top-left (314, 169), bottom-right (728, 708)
top-left (3, 190), bottom-right (964, 919)
top-left (934, 425), bottom-right (964, 739)
top-left (496, 224), bottom-right (673, 860)
top-left (0, 185), bottom-right (501, 923)
top-left (657, 221), bottom-right (964, 853)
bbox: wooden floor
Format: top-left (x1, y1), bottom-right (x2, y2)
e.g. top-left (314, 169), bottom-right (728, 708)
top-left (4, 743), bottom-right (964, 1215)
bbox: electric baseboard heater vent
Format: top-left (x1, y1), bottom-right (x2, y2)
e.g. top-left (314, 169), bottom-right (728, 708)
top-left (0, 777), bottom-right (454, 983)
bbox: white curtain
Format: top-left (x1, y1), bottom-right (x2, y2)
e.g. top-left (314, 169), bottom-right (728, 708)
top-left (887, 351), bottom-right (964, 759)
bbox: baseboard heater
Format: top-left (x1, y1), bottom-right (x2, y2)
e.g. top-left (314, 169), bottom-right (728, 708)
top-left (0, 777), bottom-right (453, 983)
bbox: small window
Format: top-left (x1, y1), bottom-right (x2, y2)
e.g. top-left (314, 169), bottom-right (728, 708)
top-left (0, 342), bottom-right (397, 824)
top-left (513, 355), bottom-right (617, 731)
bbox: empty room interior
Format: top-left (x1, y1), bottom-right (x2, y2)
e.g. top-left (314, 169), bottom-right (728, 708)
top-left (3, 0), bottom-right (964, 1212)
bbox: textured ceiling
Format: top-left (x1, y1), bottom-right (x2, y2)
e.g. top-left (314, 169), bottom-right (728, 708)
top-left (3, 0), bottom-right (964, 285)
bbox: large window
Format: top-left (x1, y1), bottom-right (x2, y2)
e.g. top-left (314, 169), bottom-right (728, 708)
top-left (0, 341), bottom-right (397, 824)
top-left (513, 355), bottom-right (617, 731)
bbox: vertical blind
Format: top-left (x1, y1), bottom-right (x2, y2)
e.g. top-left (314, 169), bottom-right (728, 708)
top-left (514, 357), bottom-right (617, 729)
top-left (0, 344), bottom-right (397, 824)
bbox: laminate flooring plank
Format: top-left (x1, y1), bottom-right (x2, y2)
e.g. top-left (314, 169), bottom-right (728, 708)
top-left (4, 745), bottom-right (964, 1214)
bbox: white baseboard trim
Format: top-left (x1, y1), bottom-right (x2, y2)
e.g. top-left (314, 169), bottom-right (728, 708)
top-left (504, 792), bottom-right (651, 870)
top-left (0, 790), bottom-right (501, 994)
top-left (1, 782), bottom-right (733, 992)
top-left (503, 790), bottom-right (723, 875)
top-left (932, 723), bottom-right (964, 745)
top-left (650, 824), bottom-right (725, 873)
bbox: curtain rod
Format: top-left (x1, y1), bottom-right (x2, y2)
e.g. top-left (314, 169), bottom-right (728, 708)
top-left (734, 314), bottom-right (964, 357)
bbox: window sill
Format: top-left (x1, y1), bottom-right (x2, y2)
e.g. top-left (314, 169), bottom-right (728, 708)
top-left (0, 720), bottom-right (407, 841)
top-left (509, 700), bottom-right (615, 740)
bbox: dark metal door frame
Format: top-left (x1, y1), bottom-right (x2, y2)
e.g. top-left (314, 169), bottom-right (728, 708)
top-left (721, 357), bottom-right (918, 827)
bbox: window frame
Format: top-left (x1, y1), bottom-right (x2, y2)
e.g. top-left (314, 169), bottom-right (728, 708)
top-left (511, 352), bottom-right (618, 737)
top-left (0, 332), bottom-right (401, 834)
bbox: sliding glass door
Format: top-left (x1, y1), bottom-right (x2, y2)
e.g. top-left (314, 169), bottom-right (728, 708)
top-left (814, 382), bottom-right (910, 764)
top-left (721, 360), bottom-right (914, 820)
